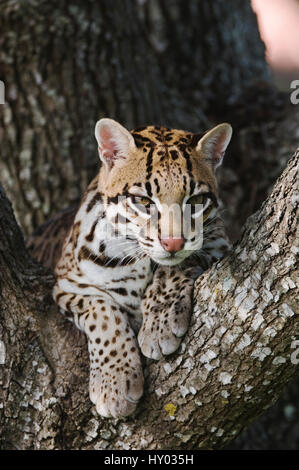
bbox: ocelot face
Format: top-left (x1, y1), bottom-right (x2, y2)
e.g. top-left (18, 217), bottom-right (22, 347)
top-left (96, 119), bottom-right (232, 266)
top-left (106, 177), bottom-right (219, 266)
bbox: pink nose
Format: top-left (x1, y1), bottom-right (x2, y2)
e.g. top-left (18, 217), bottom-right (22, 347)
top-left (160, 237), bottom-right (185, 253)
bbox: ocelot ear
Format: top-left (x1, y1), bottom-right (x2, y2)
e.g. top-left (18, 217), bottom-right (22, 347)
top-left (95, 118), bottom-right (136, 170)
top-left (196, 123), bottom-right (232, 168)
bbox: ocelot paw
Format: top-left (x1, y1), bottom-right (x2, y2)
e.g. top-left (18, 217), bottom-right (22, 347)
top-left (138, 266), bottom-right (194, 360)
top-left (89, 354), bottom-right (144, 418)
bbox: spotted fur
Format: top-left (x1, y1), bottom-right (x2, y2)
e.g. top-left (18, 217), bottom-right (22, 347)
top-left (28, 119), bottom-right (232, 418)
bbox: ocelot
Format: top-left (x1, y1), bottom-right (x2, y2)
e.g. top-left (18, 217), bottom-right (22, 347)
top-left (27, 118), bottom-right (232, 418)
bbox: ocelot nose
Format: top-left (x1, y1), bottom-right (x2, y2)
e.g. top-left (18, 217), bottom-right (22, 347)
top-left (160, 237), bottom-right (185, 253)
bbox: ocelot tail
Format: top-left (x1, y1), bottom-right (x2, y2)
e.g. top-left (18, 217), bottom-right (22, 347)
top-left (27, 118), bottom-right (232, 418)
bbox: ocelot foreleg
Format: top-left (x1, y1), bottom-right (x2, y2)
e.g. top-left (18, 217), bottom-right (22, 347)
top-left (53, 286), bottom-right (144, 418)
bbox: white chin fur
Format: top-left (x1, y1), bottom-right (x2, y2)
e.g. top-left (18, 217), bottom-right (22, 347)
top-left (151, 255), bottom-right (186, 266)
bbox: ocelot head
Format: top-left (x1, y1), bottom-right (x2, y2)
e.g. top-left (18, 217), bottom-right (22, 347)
top-left (95, 118), bottom-right (232, 266)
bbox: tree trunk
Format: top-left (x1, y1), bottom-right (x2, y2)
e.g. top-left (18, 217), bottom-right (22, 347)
top-left (0, 150), bottom-right (297, 450)
top-left (139, 0), bottom-right (269, 114)
top-left (0, 0), bottom-right (272, 236)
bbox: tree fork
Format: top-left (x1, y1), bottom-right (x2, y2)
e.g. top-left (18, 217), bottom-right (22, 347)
top-left (0, 151), bottom-right (298, 450)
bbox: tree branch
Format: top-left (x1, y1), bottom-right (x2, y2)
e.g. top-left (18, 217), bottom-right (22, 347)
top-left (0, 152), bottom-right (298, 450)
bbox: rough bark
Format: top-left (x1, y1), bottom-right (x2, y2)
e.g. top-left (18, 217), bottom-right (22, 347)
top-left (139, 0), bottom-right (269, 115)
top-left (0, 150), bottom-right (297, 450)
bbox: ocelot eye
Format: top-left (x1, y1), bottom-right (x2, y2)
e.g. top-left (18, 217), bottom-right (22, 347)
top-left (188, 193), bottom-right (209, 207)
top-left (129, 195), bottom-right (153, 216)
top-left (131, 196), bottom-right (152, 207)
top-left (186, 193), bottom-right (214, 219)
